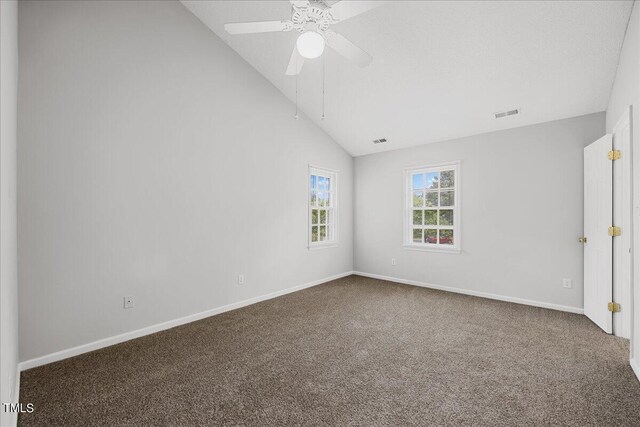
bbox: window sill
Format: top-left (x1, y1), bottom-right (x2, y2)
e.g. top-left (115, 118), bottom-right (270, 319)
top-left (402, 244), bottom-right (461, 254)
top-left (309, 243), bottom-right (338, 251)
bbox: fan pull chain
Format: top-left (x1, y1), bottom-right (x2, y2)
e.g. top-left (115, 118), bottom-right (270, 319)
top-left (294, 69), bottom-right (299, 120)
top-left (321, 54), bottom-right (325, 121)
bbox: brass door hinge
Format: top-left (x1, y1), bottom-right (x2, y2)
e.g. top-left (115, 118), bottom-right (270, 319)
top-left (608, 302), bottom-right (621, 313)
top-left (608, 226), bottom-right (621, 237)
top-left (608, 150), bottom-right (621, 160)
top-left (579, 237), bottom-right (587, 244)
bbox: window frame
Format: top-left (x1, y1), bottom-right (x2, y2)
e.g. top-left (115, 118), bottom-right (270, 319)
top-left (308, 165), bottom-right (339, 250)
top-left (403, 161), bottom-right (461, 253)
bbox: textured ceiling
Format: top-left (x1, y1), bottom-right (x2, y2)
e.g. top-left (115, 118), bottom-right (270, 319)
top-left (182, 1), bottom-right (633, 156)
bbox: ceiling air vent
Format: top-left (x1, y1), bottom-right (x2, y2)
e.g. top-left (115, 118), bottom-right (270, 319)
top-left (494, 108), bottom-right (519, 119)
top-left (373, 138), bottom-right (387, 144)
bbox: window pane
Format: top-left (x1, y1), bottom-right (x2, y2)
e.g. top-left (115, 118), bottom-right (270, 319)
top-left (412, 191), bottom-right (424, 207)
top-left (439, 209), bottom-right (453, 226)
top-left (413, 210), bottom-right (423, 225)
top-left (441, 170), bottom-right (454, 188)
top-left (440, 191), bottom-right (454, 207)
top-left (425, 229), bottom-right (437, 244)
top-left (310, 169), bottom-right (338, 246)
top-left (426, 172), bottom-right (439, 189)
top-left (412, 173), bottom-right (424, 190)
top-left (406, 166), bottom-right (458, 248)
top-left (425, 210), bottom-right (437, 225)
top-left (425, 191), bottom-right (438, 207)
top-left (439, 229), bottom-right (453, 245)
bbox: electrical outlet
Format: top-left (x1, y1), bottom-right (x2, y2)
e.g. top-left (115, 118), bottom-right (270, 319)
top-left (391, 258), bottom-right (397, 266)
top-left (238, 274), bottom-right (245, 285)
top-left (562, 279), bottom-right (572, 289)
top-left (124, 295), bottom-right (135, 309)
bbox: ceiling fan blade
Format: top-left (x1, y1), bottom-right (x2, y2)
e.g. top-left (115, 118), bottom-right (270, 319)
top-left (328, 1), bottom-right (381, 22)
top-left (224, 20), bottom-right (292, 35)
top-left (324, 30), bottom-right (372, 68)
top-left (290, 0), bottom-right (310, 7)
top-left (286, 45), bottom-right (305, 75)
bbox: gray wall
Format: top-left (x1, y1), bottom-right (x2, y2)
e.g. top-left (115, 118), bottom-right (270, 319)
top-left (354, 113), bottom-right (605, 310)
top-left (18, 0), bottom-right (353, 362)
top-left (606, 1), bottom-right (639, 366)
top-left (1, 1), bottom-right (19, 425)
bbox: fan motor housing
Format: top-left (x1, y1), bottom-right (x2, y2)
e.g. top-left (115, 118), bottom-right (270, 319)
top-left (292, 0), bottom-right (333, 33)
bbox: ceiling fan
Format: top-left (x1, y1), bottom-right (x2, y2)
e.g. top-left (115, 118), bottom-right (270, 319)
top-left (224, 0), bottom-right (381, 75)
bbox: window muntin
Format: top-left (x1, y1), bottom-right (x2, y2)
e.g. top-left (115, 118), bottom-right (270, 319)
top-left (309, 166), bottom-right (338, 248)
top-left (405, 162), bottom-right (460, 251)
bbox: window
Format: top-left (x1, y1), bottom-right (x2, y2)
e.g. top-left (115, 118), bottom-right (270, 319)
top-left (404, 161), bottom-right (460, 252)
top-left (309, 166), bottom-right (338, 248)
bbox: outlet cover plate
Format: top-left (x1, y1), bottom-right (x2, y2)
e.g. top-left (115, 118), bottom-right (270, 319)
top-left (124, 296), bottom-right (135, 309)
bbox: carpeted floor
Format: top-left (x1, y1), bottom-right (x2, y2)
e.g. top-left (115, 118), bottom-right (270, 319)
top-left (19, 275), bottom-right (640, 426)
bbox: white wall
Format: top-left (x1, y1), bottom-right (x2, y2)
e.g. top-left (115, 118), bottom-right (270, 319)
top-left (607, 2), bottom-right (639, 135)
top-left (1, 0), bottom-right (20, 425)
top-left (17, 0), bottom-right (353, 362)
top-left (606, 0), bottom-right (640, 375)
top-left (355, 113), bottom-right (605, 311)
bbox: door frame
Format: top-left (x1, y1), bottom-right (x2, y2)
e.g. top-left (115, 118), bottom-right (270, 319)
top-left (613, 107), bottom-right (633, 339)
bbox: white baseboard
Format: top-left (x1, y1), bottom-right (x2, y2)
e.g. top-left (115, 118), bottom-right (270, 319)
top-left (15, 270), bottom-right (587, 372)
top-left (353, 271), bottom-right (584, 314)
top-left (18, 271), bottom-right (354, 372)
top-left (631, 358), bottom-right (640, 382)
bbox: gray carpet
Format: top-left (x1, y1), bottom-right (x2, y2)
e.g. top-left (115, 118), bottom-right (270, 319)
top-left (19, 275), bottom-right (640, 426)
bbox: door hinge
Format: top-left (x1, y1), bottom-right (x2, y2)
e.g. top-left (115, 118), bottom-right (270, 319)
top-left (608, 302), bottom-right (621, 313)
top-left (608, 150), bottom-right (621, 160)
top-left (578, 236), bottom-right (587, 244)
top-left (608, 226), bottom-right (621, 237)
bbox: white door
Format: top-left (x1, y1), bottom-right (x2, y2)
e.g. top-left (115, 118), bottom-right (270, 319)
top-left (583, 134), bottom-right (613, 333)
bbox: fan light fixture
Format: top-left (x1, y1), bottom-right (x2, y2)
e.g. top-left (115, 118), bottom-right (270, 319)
top-left (296, 31), bottom-right (325, 59)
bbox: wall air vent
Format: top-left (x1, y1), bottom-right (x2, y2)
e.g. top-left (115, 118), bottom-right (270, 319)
top-left (494, 108), bottom-right (519, 119)
top-left (373, 138), bottom-right (387, 144)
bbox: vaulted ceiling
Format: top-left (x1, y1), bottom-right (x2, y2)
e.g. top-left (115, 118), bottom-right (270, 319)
top-left (182, 1), bottom-right (633, 156)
